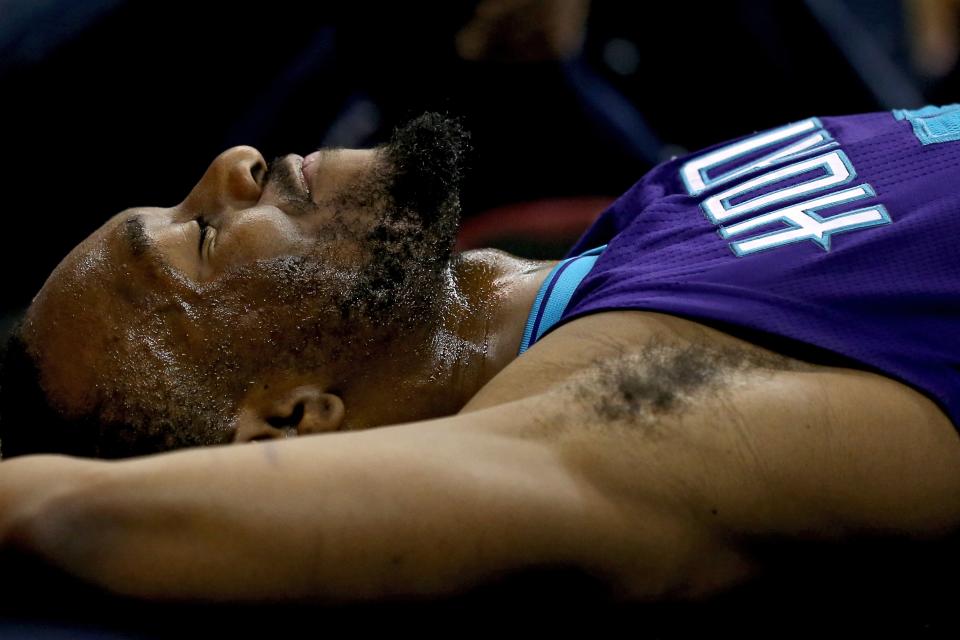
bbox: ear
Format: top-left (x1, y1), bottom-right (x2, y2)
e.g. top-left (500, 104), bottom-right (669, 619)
top-left (233, 385), bottom-right (346, 443)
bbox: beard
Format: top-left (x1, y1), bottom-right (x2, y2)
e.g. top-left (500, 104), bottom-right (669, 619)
top-left (349, 112), bottom-right (472, 320)
top-left (92, 113), bottom-right (473, 456)
top-left (266, 112), bottom-right (472, 322)
top-left (214, 111), bottom-right (474, 403)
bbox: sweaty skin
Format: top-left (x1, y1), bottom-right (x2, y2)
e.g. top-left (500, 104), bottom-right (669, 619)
top-left (3, 116), bottom-right (960, 605)
top-left (3, 309), bottom-right (960, 604)
top-left (20, 118), bottom-right (559, 451)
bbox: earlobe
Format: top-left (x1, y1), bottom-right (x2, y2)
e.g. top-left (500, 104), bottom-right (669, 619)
top-left (233, 385), bottom-right (346, 443)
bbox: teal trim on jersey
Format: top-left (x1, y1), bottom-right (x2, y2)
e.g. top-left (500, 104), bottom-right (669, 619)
top-left (893, 104), bottom-right (960, 121)
top-left (893, 104), bottom-right (960, 145)
top-left (693, 133), bottom-right (838, 197)
top-left (715, 149), bottom-right (857, 213)
top-left (702, 149), bottom-right (858, 226)
top-left (518, 245), bottom-right (607, 355)
top-left (724, 193), bottom-right (892, 257)
top-left (679, 118), bottom-right (824, 196)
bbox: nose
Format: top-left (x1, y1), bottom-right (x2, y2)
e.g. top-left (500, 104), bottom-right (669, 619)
top-left (230, 391), bottom-right (346, 444)
top-left (181, 145), bottom-right (267, 216)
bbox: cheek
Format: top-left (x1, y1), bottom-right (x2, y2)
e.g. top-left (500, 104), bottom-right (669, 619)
top-left (215, 211), bottom-right (305, 267)
top-left (151, 220), bottom-right (201, 278)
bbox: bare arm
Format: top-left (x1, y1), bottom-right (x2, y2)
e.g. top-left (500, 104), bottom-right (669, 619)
top-left (4, 330), bottom-right (960, 603)
top-left (0, 400), bottom-right (658, 603)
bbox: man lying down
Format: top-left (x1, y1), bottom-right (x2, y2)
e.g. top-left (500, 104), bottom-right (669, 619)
top-left (0, 109), bottom-right (959, 605)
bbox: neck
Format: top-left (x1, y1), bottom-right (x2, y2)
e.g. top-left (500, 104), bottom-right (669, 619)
top-left (426, 249), bottom-right (557, 412)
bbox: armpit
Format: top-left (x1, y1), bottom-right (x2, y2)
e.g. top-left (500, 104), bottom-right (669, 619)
top-left (533, 337), bottom-right (817, 444)
top-left (542, 340), bottom-right (960, 541)
top-left (508, 339), bottom-right (960, 599)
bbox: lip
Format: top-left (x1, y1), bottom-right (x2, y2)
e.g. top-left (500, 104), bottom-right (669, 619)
top-left (294, 154), bottom-right (309, 197)
top-left (302, 151), bottom-right (322, 195)
top-left (273, 154), bottom-right (310, 201)
top-left (201, 225), bottom-right (217, 260)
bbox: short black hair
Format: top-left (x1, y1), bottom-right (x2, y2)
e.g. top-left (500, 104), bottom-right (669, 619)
top-left (0, 320), bottom-right (239, 459)
top-left (0, 320), bottom-right (100, 459)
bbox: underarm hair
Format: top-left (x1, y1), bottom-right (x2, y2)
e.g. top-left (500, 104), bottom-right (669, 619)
top-left (546, 336), bottom-right (816, 436)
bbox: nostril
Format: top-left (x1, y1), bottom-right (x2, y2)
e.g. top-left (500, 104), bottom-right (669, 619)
top-left (251, 159), bottom-right (267, 189)
top-left (266, 401), bottom-right (305, 429)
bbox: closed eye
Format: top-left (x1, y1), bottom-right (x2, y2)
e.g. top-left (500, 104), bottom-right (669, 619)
top-left (197, 218), bottom-right (209, 255)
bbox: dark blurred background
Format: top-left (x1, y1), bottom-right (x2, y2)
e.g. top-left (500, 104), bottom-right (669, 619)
top-left (6, 0), bottom-right (960, 329)
top-left (2, 0), bottom-right (960, 633)
top-left (3, 0), bottom-right (959, 325)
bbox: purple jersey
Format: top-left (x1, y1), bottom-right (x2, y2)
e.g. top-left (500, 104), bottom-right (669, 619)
top-left (528, 107), bottom-right (960, 431)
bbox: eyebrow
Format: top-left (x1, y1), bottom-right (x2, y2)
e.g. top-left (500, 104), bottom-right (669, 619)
top-left (123, 215), bottom-right (150, 257)
top-left (121, 215), bottom-right (172, 273)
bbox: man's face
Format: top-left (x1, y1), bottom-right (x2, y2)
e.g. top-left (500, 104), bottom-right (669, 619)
top-left (22, 114), bottom-right (469, 455)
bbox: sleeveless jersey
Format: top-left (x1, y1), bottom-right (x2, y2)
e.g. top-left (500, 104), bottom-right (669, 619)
top-left (523, 107), bottom-right (960, 431)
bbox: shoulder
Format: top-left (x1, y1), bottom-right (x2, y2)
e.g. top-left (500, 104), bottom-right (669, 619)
top-left (463, 310), bottom-right (817, 411)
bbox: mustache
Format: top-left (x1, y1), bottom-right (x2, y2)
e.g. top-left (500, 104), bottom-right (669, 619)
top-left (264, 156), bottom-right (314, 213)
top-left (263, 112), bottom-right (470, 225)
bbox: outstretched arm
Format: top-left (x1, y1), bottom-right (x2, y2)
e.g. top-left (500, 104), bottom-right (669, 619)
top-left (4, 334), bottom-right (960, 604)
top-left (0, 399), bottom-right (659, 603)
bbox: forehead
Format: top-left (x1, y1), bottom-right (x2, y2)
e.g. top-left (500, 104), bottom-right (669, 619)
top-left (24, 209), bottom-right (177, 407)
top-left (15, 141), bottom-right (405, 440)
top-left (42, 207), bottom-right (165, 281)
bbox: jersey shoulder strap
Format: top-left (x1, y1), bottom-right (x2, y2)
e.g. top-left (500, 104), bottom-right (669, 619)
top-left (518, 245), bottom-right (607, 355)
